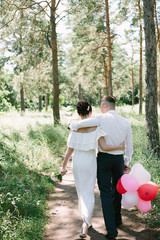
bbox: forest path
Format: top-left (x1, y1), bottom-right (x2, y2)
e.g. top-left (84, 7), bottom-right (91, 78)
top-left (43, 161), bottom-right (160, 240)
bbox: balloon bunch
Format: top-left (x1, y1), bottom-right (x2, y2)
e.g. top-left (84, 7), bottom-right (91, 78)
top-left (117, 163), bottom-right (159, 213)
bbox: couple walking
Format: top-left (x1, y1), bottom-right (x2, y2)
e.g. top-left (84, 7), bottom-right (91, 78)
top-left (61, 96), bottom-right (133, 240)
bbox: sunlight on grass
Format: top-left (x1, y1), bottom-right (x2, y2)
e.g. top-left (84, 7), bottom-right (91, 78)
top-left (0, 110), bottom-right (53, 130)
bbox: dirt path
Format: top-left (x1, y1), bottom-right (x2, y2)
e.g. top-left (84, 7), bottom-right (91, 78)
top-left (44, 162), bottom-right (160, 240)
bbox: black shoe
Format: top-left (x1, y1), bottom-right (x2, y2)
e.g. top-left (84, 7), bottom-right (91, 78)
top-left (105, 234), bottom-right (116, 239)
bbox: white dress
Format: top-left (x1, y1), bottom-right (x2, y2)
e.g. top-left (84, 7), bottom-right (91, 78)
top-left (67, 127), bottom-right (106, 226)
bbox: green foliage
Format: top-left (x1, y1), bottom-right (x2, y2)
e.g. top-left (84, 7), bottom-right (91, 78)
top-left (118, 86), bottom-right (139, 105)
top-left (0, 0), bottom-right (146, 110)
top-left (0, 120), bottom-right (68, 239)
top-left (25, 123), bottom-right (68, 170)
top-left (0, 62), bottom-right (19, 111)
top-left (1, 0), bottom-right (52, 111)
top-left (0, 140), bottom-right (53, 239)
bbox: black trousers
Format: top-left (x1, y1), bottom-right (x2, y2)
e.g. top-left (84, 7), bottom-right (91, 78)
top-left (97, 152), bottom-right (124, 237)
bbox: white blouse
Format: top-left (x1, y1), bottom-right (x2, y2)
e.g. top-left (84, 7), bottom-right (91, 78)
top-left (67, 127), bottom-right (107, 151)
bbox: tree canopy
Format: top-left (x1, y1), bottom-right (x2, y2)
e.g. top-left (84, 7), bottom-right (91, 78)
top-left (0, 0), bottom-right (160, 154)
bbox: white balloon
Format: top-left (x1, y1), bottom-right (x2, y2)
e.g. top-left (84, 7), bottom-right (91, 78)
top-left (130, 163), bottom-right (151, 185)
top-left (121, 196), bottom-right (136, 209)
top-left (130, 163), bottom-right (143, 172)
top-left (123, 192), bottom-right (139, 205)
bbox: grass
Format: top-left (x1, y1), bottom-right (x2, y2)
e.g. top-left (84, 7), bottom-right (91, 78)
top-left (0, 112), bottom-right (68, 239)
top-left (0, 105), bottom-right (159, 239)
top-left (0, 140), bottom-right (53, 239)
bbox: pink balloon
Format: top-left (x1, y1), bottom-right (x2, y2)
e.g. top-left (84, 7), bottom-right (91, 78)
top-left (136, 198), bottom-right (151, 213)
top-left (121, 174), bottom-right (139, 192)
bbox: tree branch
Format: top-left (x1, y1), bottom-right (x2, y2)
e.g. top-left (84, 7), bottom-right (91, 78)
top-left (56, 12), bottom-right (68, 25)
top-left (33, 3), bottom-right (50, 18)
top-left (31, 0), bottom-right (51, 9)
top-left (55, 0), bottom-right (62, 9)
top-left (3, 0), bottom-right (51, 24)
top-left (0, 9), bottom-right (19, 29)
top-left (5, 0), bottom-right (51, 11)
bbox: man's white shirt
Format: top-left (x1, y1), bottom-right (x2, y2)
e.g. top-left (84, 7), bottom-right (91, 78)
top-left (70, 110), bottom-right (133, 166)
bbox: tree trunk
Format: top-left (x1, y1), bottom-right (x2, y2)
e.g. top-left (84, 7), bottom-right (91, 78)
top-left (103, 55), bottom-right (109, 95)
top-left (78, 84), bottom-right (82, 100)
top-left (154, 0), bottom-right (160, 105)
top-left (138, 0), bottom-right (143, 114)
top-left (99, 88), bottom-right (102, 104)
top-left (45, 93), bottom-right (49, 111)
top-left (143, 0), bottom-right (160, 156)
top-left (158, 42), bottom-right (160, 105)
top-left (20, 85), bottom-right (25, 112)
top-left (131, 55), bottom-right (134, 106)
top-left (38, 95), bottom-right (42, 111)
top-left (51, 1), bottom-right (60, 124)
top-left (20, 10), bottom-right (25, 114)
top-left (105, 0), bottom-right (112, 96)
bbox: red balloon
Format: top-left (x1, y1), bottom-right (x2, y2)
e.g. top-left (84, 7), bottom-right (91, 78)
top-left (148, 181), bottom-right (159, 194)
top-left (117, 178), bottom-right (127, 194)
top-left (138, 183), bottom-right (158, 201)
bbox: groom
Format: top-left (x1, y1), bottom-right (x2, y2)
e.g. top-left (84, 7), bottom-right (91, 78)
top-left (70, 96), bottom-right (133, 239)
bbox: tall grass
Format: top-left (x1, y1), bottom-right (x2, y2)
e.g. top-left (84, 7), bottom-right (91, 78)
top-left (0, 140), bottom-right (52, 239)
top-left (0, 115), bottom-right (68, 239)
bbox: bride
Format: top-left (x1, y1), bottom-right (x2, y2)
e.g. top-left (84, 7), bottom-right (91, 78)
top-left (61, 100), bottom-right (124, 239)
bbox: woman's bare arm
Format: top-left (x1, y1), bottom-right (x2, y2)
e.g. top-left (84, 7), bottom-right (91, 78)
top-left (77, 126), bottom-right (97, 133)
top-left (60, 147), bottom-right (74, 176)
top-left (98, 137), bottom-right (125, 151)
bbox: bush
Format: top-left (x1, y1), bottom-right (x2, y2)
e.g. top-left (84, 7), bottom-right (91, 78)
top-left (118, 86), bottom-right (139, 105)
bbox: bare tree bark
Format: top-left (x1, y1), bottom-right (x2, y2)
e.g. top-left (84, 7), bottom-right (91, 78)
top-left (51, 0), bottom-right (60, 124)
top-left (45, 93), bottom-right (49, 111)
top-left (99, 88), bottom-right (102, 104)
top-left (20, 85), bottom-right (25, 112)
top-left (143, 0), bottom-right (160, 156)
top-left (105, 0), bottom-right (112, 96)
top-left (138, 0), bottom-right (143, 113)
top-left (38, 95), bottom-right (42, 111)
top-left (78, 84), bottom-right (82, 100)
top-left (154, 0), bottom-right (160, 105)
top-left (20, 10), bottom-right (25, 113)
top-left (131, 55), bottom-right (134, 106)
top-left (103, 55), bottom-right (109, 95)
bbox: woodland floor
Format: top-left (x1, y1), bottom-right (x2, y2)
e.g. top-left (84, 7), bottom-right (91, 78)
top-left (43, 161), bottom-right (160, 240)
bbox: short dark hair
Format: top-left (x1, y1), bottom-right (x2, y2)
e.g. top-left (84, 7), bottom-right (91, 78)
top-left (76, 100), bottom-right (92, 116)
top-left (101, 96), bottom-right (115, 108)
